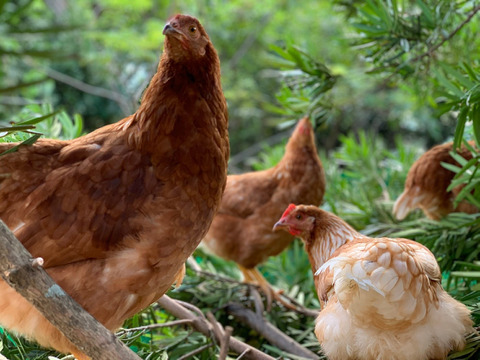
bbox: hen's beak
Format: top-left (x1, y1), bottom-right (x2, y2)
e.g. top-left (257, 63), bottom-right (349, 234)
top-left (272, 219), bottom-right (288, 232)
top-left (163, 23), bottom-right (181, 36)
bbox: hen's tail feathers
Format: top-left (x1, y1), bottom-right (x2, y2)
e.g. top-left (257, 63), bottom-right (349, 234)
top-left (393, 186), bottom-right (424, 220)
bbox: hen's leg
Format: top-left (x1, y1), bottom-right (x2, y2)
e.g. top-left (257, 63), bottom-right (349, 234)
top-left (238, 265), bottom-right (297, 311)
top-left (72, 352), bottom-right (91, 360)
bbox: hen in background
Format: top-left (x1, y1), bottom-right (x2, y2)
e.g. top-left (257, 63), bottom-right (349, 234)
top-left (393, 141), bottom-right (477, 220)
top-left (0, 14), bottom-right (229, 360)
top-left (203, 117), bottom-right (325, 308)
top-left (274, 204), bottom-right (473, 360)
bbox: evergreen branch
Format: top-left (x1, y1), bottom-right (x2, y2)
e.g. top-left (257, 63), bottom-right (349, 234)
top-left (409, 4), bottom-right (480, 64)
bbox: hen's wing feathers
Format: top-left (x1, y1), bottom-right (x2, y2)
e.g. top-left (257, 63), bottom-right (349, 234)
top-left (217, 170), bottom-right (278, 219)
top-left (317, 238), bottom-right (440, 328)
top-left (393, 141), bottom-right (476, 219)
top-left (0, 130), bottom-right (162, 268)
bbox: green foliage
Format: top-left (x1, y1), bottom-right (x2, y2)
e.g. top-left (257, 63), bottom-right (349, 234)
top-left (268, 44), bottom-right (337, 125)
top-left (442, 141), bottom-right (480, 209)
top-left (322, 131), bottom-right (418, 231)
top-left (1, 0), bottom-right (480, 359)
top-left (336, 1), bottom-right (480, 78)
top-left (0, 104), bottom-right (83, 147)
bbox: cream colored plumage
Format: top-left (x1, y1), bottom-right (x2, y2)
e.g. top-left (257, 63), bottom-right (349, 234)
top-left (273, 204), bottom-right (473, 360)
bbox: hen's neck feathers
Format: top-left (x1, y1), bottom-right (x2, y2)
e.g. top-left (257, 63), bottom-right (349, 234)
top-left (277, 122), bottom-right (319, 173)
top-left (122, 43), bottom-right (226, 153)
top-left (305, 212), bottom-right (364, 273)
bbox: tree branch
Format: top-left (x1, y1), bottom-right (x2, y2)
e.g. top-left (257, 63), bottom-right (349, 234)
top-left (0, 220), bottom-right (141, 360)
top-left (409, 4), bottom-right (480, 64)
top-left (116, 319), bottom-right (194, 335)
top-left (157, 295), bottom-right (275, 360)
top-left (24, 58), bottom-right (135, 115)
top-left (225, 302), bottom-right (320, 360)
top-left (219, 326), bottom-right (233, 360)
top-left (43, 66), bottom-right (134, 115)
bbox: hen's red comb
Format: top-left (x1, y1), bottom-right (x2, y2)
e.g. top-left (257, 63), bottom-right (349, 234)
top-left (281, 204), bottom-right (297, 218)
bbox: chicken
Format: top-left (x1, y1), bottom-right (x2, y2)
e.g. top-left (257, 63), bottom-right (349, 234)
top-left (203, 117), bottom-right (325, 307)
top-left (0, 14), bottom-right (228, 360)
top-left (393, 141), bottom-right (477, 220)
top-left (273, 204), bottom-right (473, 360)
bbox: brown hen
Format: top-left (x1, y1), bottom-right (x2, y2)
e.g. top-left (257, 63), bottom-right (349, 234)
top-left (203, 117), bottom-right (325, 307)
top-left (0, 14), bottom-right (229, 360)
top-left (274, 204), bottom-right (473, 360)
top-left (393, 141), bottom-right (477, 220)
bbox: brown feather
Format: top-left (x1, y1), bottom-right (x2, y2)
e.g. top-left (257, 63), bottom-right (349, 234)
top-left (203, 117), bottom-right (325, 269)
top-left (393, 141), bottom-right (477, 220)
top-left (0, 14), bottom-right (228, 358)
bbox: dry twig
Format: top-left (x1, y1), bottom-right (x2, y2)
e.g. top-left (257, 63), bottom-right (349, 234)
top-left (226, 302), bottom-right (320, 360)
top-left (219, 326), bottom-right (233, 360)
top-left (157, 295), bottom-right (275, 360)
top-left (116, 319), bottom-right (193, 335)
top-left (177, 343), bottom-right (214, 360)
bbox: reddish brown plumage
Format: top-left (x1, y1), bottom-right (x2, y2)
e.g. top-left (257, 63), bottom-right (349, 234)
top-left (393, 141), bottom-right (477, 220)
top-left (0, 14), bottom-right (228, 359)
top-left (202, 117), bottom-right (325, 293)
top-left (274, 204), bottom-right (473, 360)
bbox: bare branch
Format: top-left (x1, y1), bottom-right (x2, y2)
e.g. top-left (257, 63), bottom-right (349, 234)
top-left (157, 295), bottom-right (275, 360)
top-left (116, 319), bottom-right (193, 335)
top-left (24, 58), bottom-right (135, 115)
top-left (226, 302), bottom-right (320, 360)
top-left (0, 220), bottom-right (140, 360)
top-left (187, 256), bottom-right (202, 272)
top-left (177, 343), bottom-right (214, 360)
top-left (44, 66), bottom-right (134, 115)
top-left (219, 326), bottom-right (233, 360)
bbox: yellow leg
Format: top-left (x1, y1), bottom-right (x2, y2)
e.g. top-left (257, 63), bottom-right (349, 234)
top-left (238, 265), bottom-right (297, 311)
top-left (72, 352), bottom-right (91, 360)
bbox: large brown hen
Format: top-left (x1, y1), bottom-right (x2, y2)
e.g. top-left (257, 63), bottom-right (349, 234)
top-left (0, 14), bottom-right (229, 360)
top-left (274, 204), bottom-right (473, 360)
top-left (203, 117), bottom-right (325, 307)
top-left (393, 141), bottom-right (477, 220)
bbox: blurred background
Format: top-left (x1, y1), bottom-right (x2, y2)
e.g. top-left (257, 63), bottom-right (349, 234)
top-left (1, 0), bottom-right (479, 359)
top-left (2, 0), bottom-right (472, 165)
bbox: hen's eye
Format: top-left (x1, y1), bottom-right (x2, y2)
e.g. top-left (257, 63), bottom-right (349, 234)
top-left (296, 214), bottom-right (302, 220)
top-left (189, 26), bottom-right (197, 33)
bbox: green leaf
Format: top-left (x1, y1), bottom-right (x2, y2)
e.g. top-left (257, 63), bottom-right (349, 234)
top-left (438, 62), bottom-right (476, 89)
top-left (352, 23), bottom-right (386, 35)
top-left (16, 109), bottom-right (62, 126)
top-left (450, 271), bottom-right (480, 278)
top-left (416, 0), bottom-right (434, 25)
top-left (453, 107), bottom-right (469, 149)
top-left (0, 125), bottom-right (36, 133)
top-left (462, 62), bottom-right (480, 82)
top-left (0, 78), bottom-right (49, 94)
top-left (472, 105), bottom-right (480, 147)
top-left (434, 68), bottom-right (465, 99)
top-left (0, 133), bottom-right (41, 156)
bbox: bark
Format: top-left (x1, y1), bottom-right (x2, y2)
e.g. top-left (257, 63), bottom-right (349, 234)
top-left (157, 295), bottom-right (275, 360)
top-left (0, 220), bottom-right (140, 360)
top-left (226, 302), bottom-right (320, 360)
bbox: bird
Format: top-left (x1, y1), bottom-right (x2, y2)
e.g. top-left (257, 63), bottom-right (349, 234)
top-left (203, 117), bottom-right (325, 308)
top-left (393, 141), bottom-right (477, 220)
top-left (273, 204), bottom-right (473, 360)
top-left (0, 14), bottom-right (229, 360)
